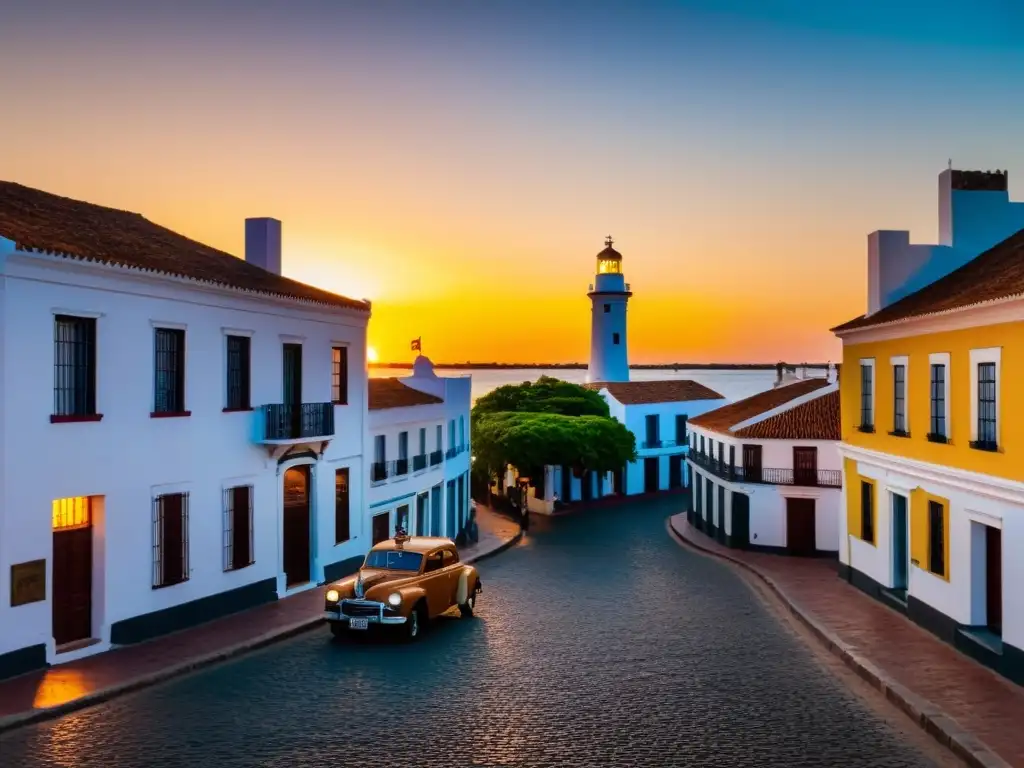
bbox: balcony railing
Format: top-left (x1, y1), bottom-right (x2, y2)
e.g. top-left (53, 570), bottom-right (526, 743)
top-left (688, 451), bottom-right (841, 488)
top-left (394, 458), bottom-right (409, 476)
top-left (371, 461), bottom-right (388, 483)
top-left (413, 454), bottom-right (427, 472)
top-left (259, 402), bottom-right (334, 442)
top-left (446, 447), bottom-right (458, 459)
top-left (430, 450), bottom-right (443, 466)
top-left (641, 439), bottom-right (683, 450)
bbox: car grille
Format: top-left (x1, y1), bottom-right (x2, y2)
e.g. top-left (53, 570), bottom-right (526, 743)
top-left (340, 600), bottom-right (383, 618)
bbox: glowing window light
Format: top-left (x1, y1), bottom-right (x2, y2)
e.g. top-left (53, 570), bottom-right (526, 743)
top-left (52, 497), bottom-right (91, 530)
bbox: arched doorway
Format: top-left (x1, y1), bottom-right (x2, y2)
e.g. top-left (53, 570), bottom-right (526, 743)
top-left (283, 465), bottom-right (312, 587)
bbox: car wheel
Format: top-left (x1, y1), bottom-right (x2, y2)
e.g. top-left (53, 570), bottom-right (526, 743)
top-left (403, 604), bottom-right (424, 642)
top-left (459, 592), bottom-right (476, 618)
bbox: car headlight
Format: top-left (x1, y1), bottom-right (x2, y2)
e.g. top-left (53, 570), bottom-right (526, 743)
top-left (325, 589), bottom-right (340, 603)
top-left (387, 592), bottom-right (402, 607)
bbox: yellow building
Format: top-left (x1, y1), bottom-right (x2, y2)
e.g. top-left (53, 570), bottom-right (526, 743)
top-left (832, 168), bottom-right (1024, 687)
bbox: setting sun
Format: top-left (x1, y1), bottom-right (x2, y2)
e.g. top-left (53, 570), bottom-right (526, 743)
top-left (366, 346), bottom-right (380, 364)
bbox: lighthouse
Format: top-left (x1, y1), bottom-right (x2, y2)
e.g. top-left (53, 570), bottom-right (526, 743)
top-left (586, 236), bottom-right (632, 383)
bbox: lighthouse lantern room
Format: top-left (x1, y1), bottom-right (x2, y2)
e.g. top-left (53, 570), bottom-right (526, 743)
top-left (586, 236), bottom-right (632, 384)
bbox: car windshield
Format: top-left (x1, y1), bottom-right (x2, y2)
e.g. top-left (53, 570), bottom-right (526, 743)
top-left (363, 550), bottom-right (423, 571)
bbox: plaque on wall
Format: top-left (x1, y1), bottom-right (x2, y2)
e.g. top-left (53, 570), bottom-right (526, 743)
top-left (10, 559), bottom-right (46, 607)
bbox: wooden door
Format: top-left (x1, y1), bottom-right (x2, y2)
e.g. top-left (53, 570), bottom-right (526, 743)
top-left (793, 447), bottom-right (818, 486)
top-left (372, 512), bottom-right (390, 545)
top-left (731, 492), bottom-right (750, 548)
top-left (669, 455), bottom-right (682, 489)
top-left (644, 457), bottom-right (659, 493)
top-left (891, 494), bottom-right (909, 591)
top-left (986, 526), bottom-right (1002, 632)
top-left (282, 343), bottom-right (303, 436)
top-left (283, 465), bottom-right (311, 586)
top-left (52, 526), bottom-right (93, 645)
top-left (742, 444), bottom-right (762, 482)
top-left (717, 485), bottom-right (726, 543)
top-left (786, 497), bottom-right (817, 556)
top-left (704, 478), bottom-right (714, 530)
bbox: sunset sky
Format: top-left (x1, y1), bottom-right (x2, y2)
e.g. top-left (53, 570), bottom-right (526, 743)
top-left (4, 1), bottom-right (1024, 364)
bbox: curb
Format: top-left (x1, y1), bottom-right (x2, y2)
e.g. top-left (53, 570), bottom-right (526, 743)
top-left (0, 527), bottom-right (523, 737)
top-left (666, 516), bottom-right (1012, 768)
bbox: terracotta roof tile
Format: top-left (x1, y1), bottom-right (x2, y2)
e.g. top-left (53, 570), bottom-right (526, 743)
top-left (689, 379), bottom-right (830, 433)
top-left (368, 378), bottom-right (443, 410)
top-left (584, 379), bottom-right (724, 405)
top-left (0, 181), bottom-right (369, 311)
top-left (733, 389), bottom-right (840, 440)
top-left (832, 226), bottom-right (1024, 333)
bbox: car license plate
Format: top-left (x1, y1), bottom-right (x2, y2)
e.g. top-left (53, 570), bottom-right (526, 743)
top-left (349, 618), bottom-right (369, 630)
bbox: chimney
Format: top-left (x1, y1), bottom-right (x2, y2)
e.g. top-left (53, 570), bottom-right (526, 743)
top-left (827, 362), bottom-right (837, 384)
top-left (245, 218), bottom-right (282, 275)
top-left (775, 362), bottom-right (783, 387)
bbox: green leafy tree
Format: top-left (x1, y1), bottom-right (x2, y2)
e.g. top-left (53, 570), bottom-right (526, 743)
top-left (470, 378), bottom-right (636, 494)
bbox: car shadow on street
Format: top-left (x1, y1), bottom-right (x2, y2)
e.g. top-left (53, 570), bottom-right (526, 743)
top-left (329, 610), bottom-right (480, 648)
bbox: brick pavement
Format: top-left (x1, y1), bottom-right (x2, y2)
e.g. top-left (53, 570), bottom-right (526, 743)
top-left (0, 508), bottom-right (521, 733)
top-left (670, 514), bottom-right (1024, 768)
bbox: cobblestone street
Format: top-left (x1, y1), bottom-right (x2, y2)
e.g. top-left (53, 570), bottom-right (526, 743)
top-left (0, 497), bottom-right (958, 767)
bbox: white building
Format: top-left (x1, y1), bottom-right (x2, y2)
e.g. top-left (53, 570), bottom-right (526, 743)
top-left (366, 356), bottom-right (472, 545)
top-left (0, 181), bottom-right (372, 680)
top-left (686, 375), bottom-right (842, 554)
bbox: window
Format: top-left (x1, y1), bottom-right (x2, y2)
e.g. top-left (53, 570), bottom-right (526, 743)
top-left (459, 416), bottom-right (465, 448)
top-left (419, 428), bottom-right (427, 455)
top-left (335, 468), bottom-right (350, 543)
top-left (975, 362), bottom-right (997, 450)
top-left (859, 362), bottom-right (873, 431)
top-left (612, 332), bottom-right (620, 345)
top-left (448, 419), bottom-right (456, 452)
top-left (397, 431), bottom-right (409, 475)
top-left (396, 504), bottom-right (410, 533)
top-left (603, 303), bottom-right (611, 313)
top-left (436, 424), bottom-right (443, 450)
top-left (860, 481), bottom-right (874, 544)
top-left (892, 364), bottom-right (906, 434)
top-left (424, 552), bottom-right (444, 572)
top-left (374, 434), bottom-right (386, 462)
top-left (331, 346), bottom-right (348, 405)
top-left (929, 363), bottom-right (947, 441)
top-left (53, 315), bottom-right (98, 420)
top-left (372, 435), bottom-right (387, 482)
top-left (645, 414), bottom-right (659, 446)
top-left (223, 485), bottom-right (253, 571)
top-left (53, 496), bottom-right (91, 530)
top-left (441, 549), bottom-right (457, 567)
top-left (154, 328), bottom-right (186, 415)
top-left (927, 500), bottom-right (945, 577)
top-left (675, 415), bottom-right (687, 444)
top-left (153, 492), bottom-right (189, 587)
top-left (226, 335), bottom-right (251, 411)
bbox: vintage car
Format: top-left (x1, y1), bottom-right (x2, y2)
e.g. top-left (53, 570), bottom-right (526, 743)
top-left (322, 531), bottom-right (482, 641)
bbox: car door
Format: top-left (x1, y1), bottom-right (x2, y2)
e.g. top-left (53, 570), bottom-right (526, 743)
top-left (421, 550), bottom-right (448, 616)
top-left (440, 548), bottom-right (460, 607)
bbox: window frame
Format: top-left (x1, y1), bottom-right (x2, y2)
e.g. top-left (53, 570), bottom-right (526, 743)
top-left (858, 358), bottom-right (875, 432)
top-left (612, 332), bottom-right (621, 345)
top-left (675, 414), bottom-right (687, 445)
top-left (969, 347), bottom-right (1001, 451)
top-left (860, 480), bottom-right (875, 544)
top-left (223, 484), bottom-right (254, 571)
top-left (927, 499), bottom-right (946, 577)
top-left (890, 356), bottom-right (908, 436)
top-left (53, 314), bottom-right (99, 420)
top-left (153, 491), bottom-right (190, 588)
top-left (928, 353), bottom-right (950, 443)
top-left (153, 326), bottom-right (188, 416)
top-left (331, 345), bottom-right (349, 405)
top-left (225, 334), bottom-right (251, 412)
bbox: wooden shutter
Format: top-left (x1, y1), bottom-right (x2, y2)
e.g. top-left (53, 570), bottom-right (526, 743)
top-left (910, 488), bottom-right (928, 569)
top-left (844, 458), bottom-right (861, 539)
top-left (161, 494), bottom-right (184, 585)
top-left (232, 486), bottom-right (252, 569)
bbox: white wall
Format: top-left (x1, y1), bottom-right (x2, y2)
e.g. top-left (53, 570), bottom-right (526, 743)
top-left (868, 169), bottom-right (1024, 314)
top-left (0, 250), bottom-right (368, 663)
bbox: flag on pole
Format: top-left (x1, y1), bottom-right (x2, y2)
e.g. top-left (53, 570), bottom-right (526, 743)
top-left (411, 337), bottom-right (421, 352)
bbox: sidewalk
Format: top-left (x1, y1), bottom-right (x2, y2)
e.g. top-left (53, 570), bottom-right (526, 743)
top-left (0, 508), bottom-right (522, 735)
top-left (669, 514), bottom-right (1024, 768)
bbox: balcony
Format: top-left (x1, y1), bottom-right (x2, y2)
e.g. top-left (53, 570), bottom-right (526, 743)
top-left (394, 458), bottom-right (409, 476)
top-left (446, 447), bottom-right (458, 460)
top-left (255, 403), bottom-right (334, 458)
top-left (371, 461), bottom-right (388, 483)
top-left (430, 450), bottom-right (443, 466)
top-left (688, 452), bottom-right (841, 488)
top-left (413, 454), bottom-right (427, 472)
top-left (641, 439), bottom-right (683, 451)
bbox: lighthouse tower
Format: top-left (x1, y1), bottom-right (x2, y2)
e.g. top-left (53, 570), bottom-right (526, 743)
top-left (586, 236), bottom-right (632, 383)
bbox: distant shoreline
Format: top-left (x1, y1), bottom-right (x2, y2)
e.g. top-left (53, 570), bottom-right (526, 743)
top-left (370, 362), bottom-right (831, 370)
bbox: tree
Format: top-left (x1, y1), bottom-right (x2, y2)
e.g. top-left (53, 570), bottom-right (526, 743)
top-left (470, 378), bottom-right (637, 493)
